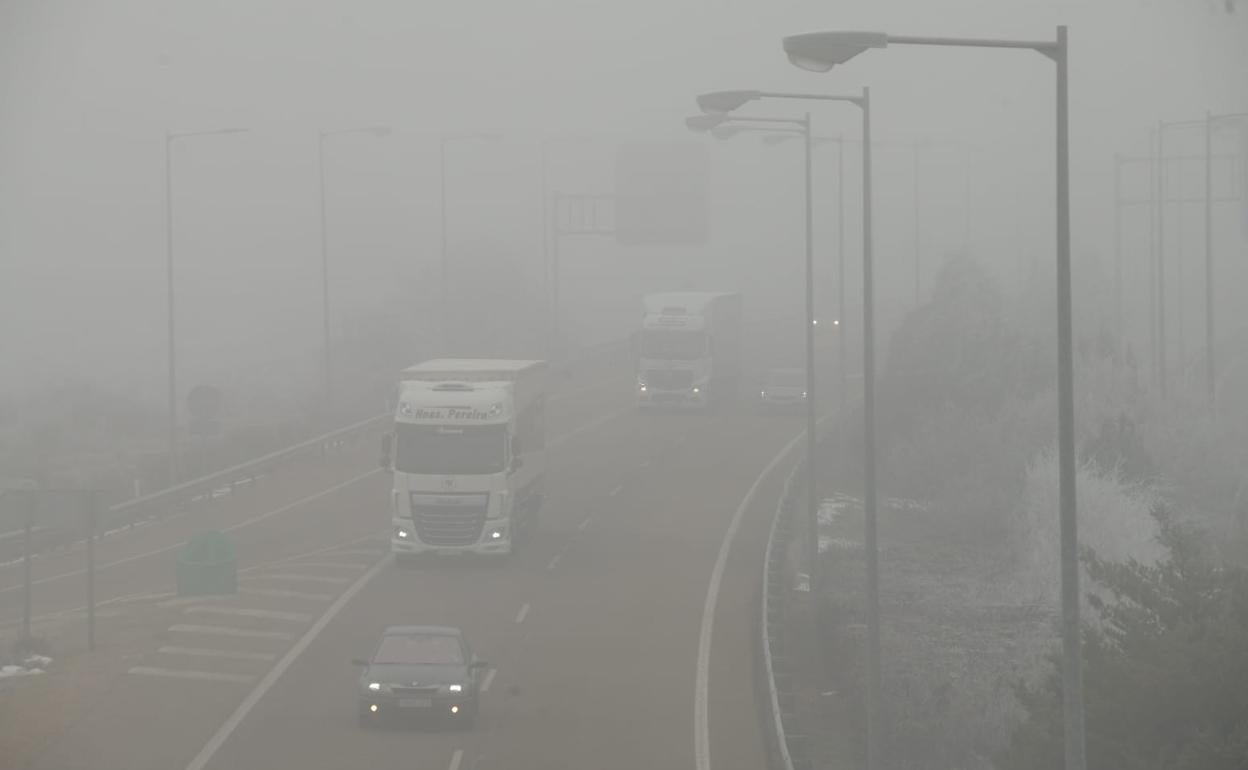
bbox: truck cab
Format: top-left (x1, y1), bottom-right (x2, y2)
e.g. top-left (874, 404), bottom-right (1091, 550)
top-left (383, 360), bottom-right (546, 559)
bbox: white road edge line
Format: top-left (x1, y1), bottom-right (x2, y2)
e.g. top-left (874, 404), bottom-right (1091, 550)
top-left (448, 749), bottom-right (464, 770)
top-left (515, 603), bottom-right (530, 624)
top-left (480, 667), bottom-right (497, 693)
top-left (184, 554), bottom-right (388, 770)
top-left (694, 427), bottom-right (807, 770)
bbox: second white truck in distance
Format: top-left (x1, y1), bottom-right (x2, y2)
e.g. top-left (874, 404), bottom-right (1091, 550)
top-left (381, 359), bottom-right (547, 561)
top-left (636, 291), bottom-right (742, 411)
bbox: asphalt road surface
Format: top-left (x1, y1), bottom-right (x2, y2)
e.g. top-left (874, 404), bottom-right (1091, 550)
top-left (12, 375), bottom-right (802, 770)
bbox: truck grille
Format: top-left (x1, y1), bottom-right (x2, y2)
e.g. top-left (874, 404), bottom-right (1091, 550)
top-left (645, 369), bottom-right (694, 390)
top-left (409, 493), bottom-right (488, 546)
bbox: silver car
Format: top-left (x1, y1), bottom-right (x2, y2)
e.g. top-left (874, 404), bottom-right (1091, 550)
top-left (759, 368), bottom-right (807, 412)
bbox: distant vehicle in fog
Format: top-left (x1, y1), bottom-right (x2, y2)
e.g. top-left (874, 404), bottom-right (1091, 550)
top-left (636, 292), bottom-right (742, 412)
top-left (758, 368), bottom-right (806, 412)
top-left (381, 359), bottom-right (547, 561)
top-left (353, 625), bottom-right (488, 728)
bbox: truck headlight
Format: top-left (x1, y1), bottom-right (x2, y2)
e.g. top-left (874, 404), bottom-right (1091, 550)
top-left (692, 387), bottom-right (701, 394)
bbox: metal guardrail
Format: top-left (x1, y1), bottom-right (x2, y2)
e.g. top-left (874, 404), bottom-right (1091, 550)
top-left (761, 463), bottom-right (807, 770)
top-left (1, 338), bottom-right (631, 555)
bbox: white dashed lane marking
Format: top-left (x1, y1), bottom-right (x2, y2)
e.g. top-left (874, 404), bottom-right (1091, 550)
top-left (515, 603), bottom-right (530, 624)
top-left (480, 668), bottom-right (497, 693)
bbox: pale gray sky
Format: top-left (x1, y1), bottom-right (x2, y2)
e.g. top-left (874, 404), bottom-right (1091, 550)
top-left (2, 0), bottom-right (1245, 404)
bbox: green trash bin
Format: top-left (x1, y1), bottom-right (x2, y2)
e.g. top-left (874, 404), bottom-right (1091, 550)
top-left (176, 531), bottom-right (238, 596)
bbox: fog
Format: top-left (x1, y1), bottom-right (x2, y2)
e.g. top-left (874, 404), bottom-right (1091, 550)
top-left (3, 0), bottom-right (1244, 403)
top-left (1, 1), bottom-right (1246, 769)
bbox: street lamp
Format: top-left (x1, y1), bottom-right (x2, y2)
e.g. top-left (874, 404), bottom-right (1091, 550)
top-left (783, 26), bottom-right (1083, 770)
top-left (164, 126), bottom-right (247, 487)
top-left (440, 132), bottom-right (502, 353)
top-left (318, 126), bottom-right (390, 421)
top-left (699, 86), bottom-right (876, 766)
top-left (695, 92), bottom-right (870, 686)
top-left (688, 107), bottom-right (824, 617)
top-left (763, 132), bottom-right (848, 413)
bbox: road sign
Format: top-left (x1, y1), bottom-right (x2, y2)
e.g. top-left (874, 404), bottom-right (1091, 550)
top-left (613, 142), bottom-right (709, 246)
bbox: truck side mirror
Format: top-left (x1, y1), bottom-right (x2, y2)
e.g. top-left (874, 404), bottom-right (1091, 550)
top-left (379, 434), bottom-right (393, 470)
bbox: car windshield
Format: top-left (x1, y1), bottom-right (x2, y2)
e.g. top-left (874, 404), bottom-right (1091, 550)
top-left (767, 371), bottom-right (805, 388)
top-left (641, 329), bottom-right (707, 360)
top-left (394, 423), bottom-right (506, 475)
top-left (374, 634), bottom-right (464, 666)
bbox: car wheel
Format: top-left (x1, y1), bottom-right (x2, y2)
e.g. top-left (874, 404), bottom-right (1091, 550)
top-left (357, 704), bottom-right (373, 728)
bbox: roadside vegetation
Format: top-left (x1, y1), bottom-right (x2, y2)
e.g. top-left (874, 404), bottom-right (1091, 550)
top-left (814, 253), bottom-right (1248, 768)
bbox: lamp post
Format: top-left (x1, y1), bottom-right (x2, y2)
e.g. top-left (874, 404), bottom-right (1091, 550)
top-left (690, 108), bottom-right (826, 599)
top-left (765, 132), bottom-right (848, 412)
top-left (164, 127), bottom-right (247, 486)
top-left (318, 126), bottom-right (389, 420)
top-left (700, 84), bottom-right (877, 766)
top-left (1155, 111), bottom-right (1248, 405)
top-left (783, 26), bottom-right (1081, 770)
top-left (439, 133), bottom-right (502, 352)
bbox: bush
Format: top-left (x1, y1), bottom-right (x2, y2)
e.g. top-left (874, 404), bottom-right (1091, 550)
top-left (1007, 450), bottom-right (1162, 609)
top-left (999, 507), bottom-right (1248, 770)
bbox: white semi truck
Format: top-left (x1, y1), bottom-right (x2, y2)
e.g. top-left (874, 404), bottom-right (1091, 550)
top-left (636, 292), bottom-right (742, 411)
top-left (381, 359), bottom-right (547, 559)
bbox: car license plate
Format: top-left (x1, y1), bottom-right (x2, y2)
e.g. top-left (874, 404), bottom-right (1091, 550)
top-left (398, 698), bottom-right (432, 708)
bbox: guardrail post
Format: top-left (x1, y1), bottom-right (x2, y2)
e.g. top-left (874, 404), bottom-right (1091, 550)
top-left (84, 491), bottom-right (97, 652)
top-left (21, 490), bottom-right (34, 643)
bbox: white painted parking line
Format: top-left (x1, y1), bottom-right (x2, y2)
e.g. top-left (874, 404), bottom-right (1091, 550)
top-left (159, 596), bottom-right (228, 608)
top-left (128, 666), bottom-right (256, 684)
top-left (280, 561), bottom-right (368, 571)
top-left (547, 553), bottom-right (561, 570)
top-left (240, 588), bottom-right (334, 602)
top-left (169, 624), bottom-right (295, 641)
top-left (515, 603), bottom-right (530, 624)
top-left (242, 573), bottom-right (352, 585)
top-left (316, 549), bottom-right (382, 558)
top-left (577, 518), bottom-right (591, 531)
top-left (157, 646), bottom-right (278, 662)
top-left (480, 668), bottom-right (497, 693)
top-left (608, 484), bottom-right (623, 497)
top-left (184, 606), bottom-right (314, 623)
top-left (448, 749), bottom-right (463, 770)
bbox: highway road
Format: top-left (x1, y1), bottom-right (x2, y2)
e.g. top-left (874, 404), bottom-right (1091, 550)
top-left (9, 370), bottom-right (803, 770)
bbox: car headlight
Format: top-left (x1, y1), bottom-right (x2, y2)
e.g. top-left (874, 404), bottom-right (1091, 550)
top-left (802, 391), bottom-right (808, 398)
top-left (368, 682), bottom-right (382, 692)
top-left (761, 390), bottom-right (767, 398)
top-left (692, 387), bottom-right (701, 394)
top-left (638, 383), bottom-right (647, 392)
top-left (448, 684), bottom-right (463, 693)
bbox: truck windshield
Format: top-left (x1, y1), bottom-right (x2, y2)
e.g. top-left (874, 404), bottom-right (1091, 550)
top-left (394, 423), bottom-right (507, 475)
top-left (641, 329), bottom-right (706, 360)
